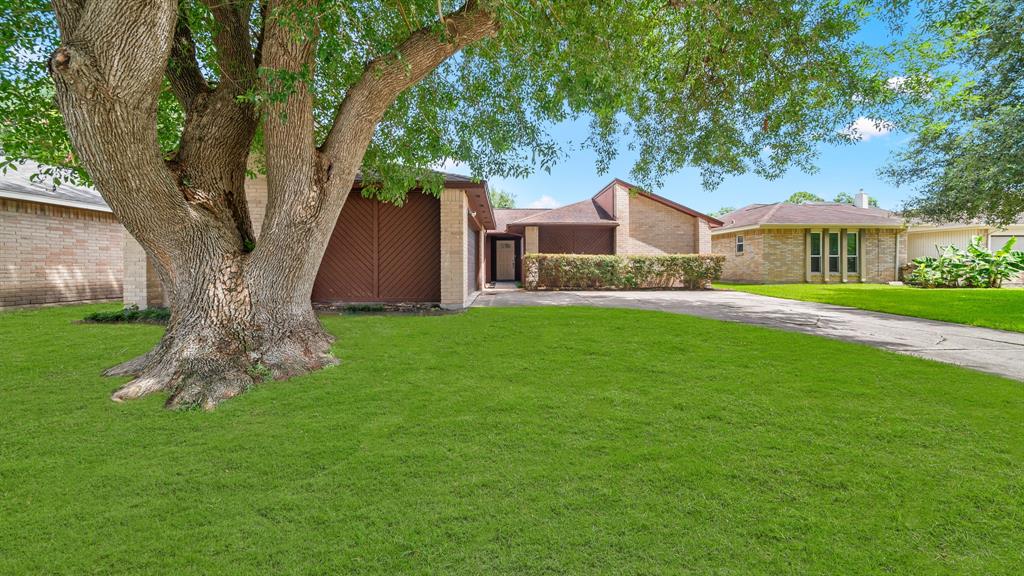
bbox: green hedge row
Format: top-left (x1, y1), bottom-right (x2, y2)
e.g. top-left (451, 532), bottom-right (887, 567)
top-left (524, 253), bottom-right (724, 290)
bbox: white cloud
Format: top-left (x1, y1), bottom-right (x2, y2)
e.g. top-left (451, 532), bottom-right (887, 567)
top-left (843, 117), bottom-right (893, 142)
top-left (527, 195), bottom-right (561, 209)
top-left (431, 158), bottom-right (471, 175)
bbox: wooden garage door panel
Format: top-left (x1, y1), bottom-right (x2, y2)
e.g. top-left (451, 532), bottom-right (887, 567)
top-left (378, 193), bottom-right (440, 301)
top-left (312, 193), bottom-right (375, 301)
top-left (313, 191), bottom-right (440, 303)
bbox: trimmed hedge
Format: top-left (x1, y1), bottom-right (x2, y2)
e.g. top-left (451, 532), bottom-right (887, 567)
top-left (524, 253), bottom-right (724, 290)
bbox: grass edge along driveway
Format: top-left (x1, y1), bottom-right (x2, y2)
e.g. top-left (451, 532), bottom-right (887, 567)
top-left (1, 304), bottom-right (1023, 575)
top-left (717, 282), bottom-right (1024, 333)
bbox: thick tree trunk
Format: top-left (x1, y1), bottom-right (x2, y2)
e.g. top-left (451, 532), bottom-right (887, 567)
top-left (48, 0), bottom-right (497, 408)
top-left (107, 249), bottom-right (336, 409)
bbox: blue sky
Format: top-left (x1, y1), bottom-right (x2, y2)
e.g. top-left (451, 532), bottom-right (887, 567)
top-left (442, 9), bottom-right (916, 215)
top-left (446, 117), bottom-right (907, 214)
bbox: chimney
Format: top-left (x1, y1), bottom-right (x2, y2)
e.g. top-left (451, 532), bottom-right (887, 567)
top-left (854, 189), bottom-right (870, 209)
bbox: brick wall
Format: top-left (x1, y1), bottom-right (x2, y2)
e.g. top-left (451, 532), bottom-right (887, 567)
top-left (861, 228), bottom-right (907, 283)
top-left (621, 193), bottom-right (699, 255)
top-left (1, 198), bottom-right (123, 308)
top-left (440, 188), bottom-right (469, 309)
top-left (713, 227), bottom-right (907, 284)
top-left (763, 229), bottom-right (806, 283)
top-left (713, 230), bottom-right (764, 283)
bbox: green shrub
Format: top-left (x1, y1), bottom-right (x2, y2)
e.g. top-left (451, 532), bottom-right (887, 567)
top-left (907, 236), bottom-right (1024, 288)
top-left (83, 306), bottom-right (170, 324)
top-left (524, 254), bottom-right (724, 290)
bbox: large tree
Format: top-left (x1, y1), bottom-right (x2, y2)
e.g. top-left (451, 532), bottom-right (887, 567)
top-left (0, 0), bottom-right (888, 408)
top-left (883, 0), bottom-right (1023, 226)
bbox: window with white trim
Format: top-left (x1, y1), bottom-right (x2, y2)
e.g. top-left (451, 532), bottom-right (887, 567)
top-left (736, 235), bottom-right (744, 254)
top-left (828, 232), bottom-right (840, 273)
top-left (846, 231), bottom-right (859, 273)
top-left (810, 232), bottom-right (821, 273)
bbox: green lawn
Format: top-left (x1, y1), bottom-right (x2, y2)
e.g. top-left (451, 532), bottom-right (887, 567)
top-left (2, 304), bottom-right (1023, 575)
top-left (718, 282), bottom-right (1024, 332)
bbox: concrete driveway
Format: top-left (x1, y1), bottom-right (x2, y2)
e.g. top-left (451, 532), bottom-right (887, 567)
top-left (473, 289), bottom-right (1024, 382)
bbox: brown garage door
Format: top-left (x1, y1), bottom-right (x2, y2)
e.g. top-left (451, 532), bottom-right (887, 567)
top-left (538, 226), bottom-right (615, 254)
top-left (312, 192), bottom-right (440, 303)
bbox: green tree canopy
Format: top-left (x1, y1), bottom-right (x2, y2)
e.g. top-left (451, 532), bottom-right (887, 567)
top-left (1, 0), bottom-right (898, 197)
top-left (708, 206), bottom-right (736, 218)
top-left (883, 0), bottom-right (1023, 226)
top-left (488, 187), bottom-right (516, 209)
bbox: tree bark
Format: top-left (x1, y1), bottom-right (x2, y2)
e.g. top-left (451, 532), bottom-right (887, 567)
top-left (49, 0), bottom-right (496, 409)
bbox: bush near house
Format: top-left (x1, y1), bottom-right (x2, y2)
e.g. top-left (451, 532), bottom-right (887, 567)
top-left (524, 254), bottom-right (724, 290)
top-left (907, 236), bottom-right (1024, 288)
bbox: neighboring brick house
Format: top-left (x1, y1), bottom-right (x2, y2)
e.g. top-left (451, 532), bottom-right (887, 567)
top-left (125, 172), bottom-right (494, 310)
top-left (712, 193), bottom-right (908, 284)
top-left (1, 161), bottom-right (124, 309)
top-left (486, 179), bottom-right (721, 283)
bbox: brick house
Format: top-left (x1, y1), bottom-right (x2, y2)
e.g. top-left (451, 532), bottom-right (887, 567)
top-left (1, 161), bottom-right (123, 308)
top-left (485, 179), bottom-right (722, 283)
top-left (125, 173), bottom-right (495, 310)
top-left (712, 193), bottom-right (908, 284)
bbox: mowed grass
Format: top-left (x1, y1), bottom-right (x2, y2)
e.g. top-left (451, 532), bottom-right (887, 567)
top-left (1, 304), bottom-right (1023, 575)
top-left (718, 282), bottom-right (1024, 332)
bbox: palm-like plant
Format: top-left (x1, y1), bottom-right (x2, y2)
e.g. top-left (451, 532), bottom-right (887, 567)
top-left (908, 236), bottom-right (1024, 288)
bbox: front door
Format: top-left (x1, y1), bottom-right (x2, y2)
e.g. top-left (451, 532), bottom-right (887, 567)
top-left (496, 240), bottom-right (515, 281)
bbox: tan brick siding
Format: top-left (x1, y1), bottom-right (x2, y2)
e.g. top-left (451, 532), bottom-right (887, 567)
top-left (620, 193), bottom-right (698, 255)
top-left (246, 174), bottom-right (268, 238)
top-left (763, 229), bottom-right (806, 283)
top-left (713, 227), bottom-right (907, 284)
top-left (1, 198), bottom-right (123, 308)
top-left (860, 228), bottom-right (906, 283)
top-left (713, 230), bottom-right (764, 283)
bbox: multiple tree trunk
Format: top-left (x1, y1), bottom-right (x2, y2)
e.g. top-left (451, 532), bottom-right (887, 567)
top-left (48, 0), bottom-right (498, 408)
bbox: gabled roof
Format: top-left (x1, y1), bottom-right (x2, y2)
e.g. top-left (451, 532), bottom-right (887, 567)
top-left (603, 178), bottom-right (724, 226)
top-left (714, 202), bottom-right (904, 232)
top-left (0, 159), bottom-right (110, 212)
top-left (506, 198), bottom-right (617, 226)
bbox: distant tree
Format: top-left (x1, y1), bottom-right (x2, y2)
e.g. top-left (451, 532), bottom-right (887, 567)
top-left (488, 188), bottom-right (517, 209)
top-left (786, 191), bottom-right (824, 204)
top-left (833, 191), bottom-right (880, 207)
top-left (709, 206), bottom-right (736, 218)
top-left (833, 191), bottom-right (855, 204)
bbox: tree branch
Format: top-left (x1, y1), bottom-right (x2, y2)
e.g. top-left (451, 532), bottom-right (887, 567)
top-left (318, 0), bottom-right (499, 169)
top-left (200, 0), bottom-right (258, 97)
top-left (168, 12), bottom-right (210, 110)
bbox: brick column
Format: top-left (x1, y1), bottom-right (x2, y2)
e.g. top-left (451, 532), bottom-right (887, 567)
top-left (694, 218), bottom-right (711, 254)
top-left (122, 236), bottom-right (166, 309)
top-left (613, 182), bottom-right (630, 254)
top-left (525, 226), bottom-right (539, 254)
top-left (440, 188), bottom-right (468, 309)
top-left (858, 229), bottom-right (867, 282)
top-left (804, 229), bottom-right (812, 283)
top-left (840, 228), bottom-right (848, 283)
top-left (822, 228), bottom-right (830, 283)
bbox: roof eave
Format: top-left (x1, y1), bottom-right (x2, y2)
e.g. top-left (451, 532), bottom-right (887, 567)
top-left (0, 190), bottom-right (112, 213)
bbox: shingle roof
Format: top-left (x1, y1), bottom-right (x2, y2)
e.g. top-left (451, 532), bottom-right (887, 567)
top-left (507, 198), bottom-right (617, 226)
top-left (493, 208), bottom-right (547, 232)
top-left (716, 202), bottom-right (904, 231)
top-left (0, 159), bottom-right (109, 212)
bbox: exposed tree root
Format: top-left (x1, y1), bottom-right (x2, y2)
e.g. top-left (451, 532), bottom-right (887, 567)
top-left (106, 325), bottom-right (337, 410)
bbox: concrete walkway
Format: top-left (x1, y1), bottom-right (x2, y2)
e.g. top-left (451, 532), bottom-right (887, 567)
top-left (473, 289), bottom-right (1024, 381)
